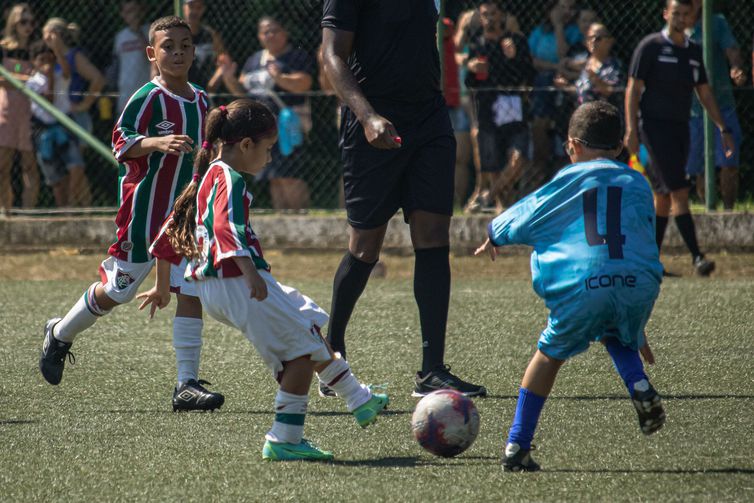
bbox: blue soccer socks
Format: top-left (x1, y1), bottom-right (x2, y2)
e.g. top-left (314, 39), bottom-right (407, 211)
top-left (604, 338), bottom-right (648, 395)
top-left (507, 387), bottom-right (546, 451)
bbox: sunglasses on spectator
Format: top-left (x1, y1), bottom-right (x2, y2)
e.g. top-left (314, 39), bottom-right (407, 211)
top-left (563, 138), bottom-right (621, 152)
top-left (17, 18), bottom-right (34, 27)
top-left (587, 35), bottom-right (610, 42)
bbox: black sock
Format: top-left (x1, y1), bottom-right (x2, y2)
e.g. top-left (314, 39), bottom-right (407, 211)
top-left (326, 252), bottom-right (376, 359)
top-left (414, 246), bottom-right (450, 374)
top-left (655, 215), bottom-right (669, 253)
top-left (675, 213), bottom-right (702, 259)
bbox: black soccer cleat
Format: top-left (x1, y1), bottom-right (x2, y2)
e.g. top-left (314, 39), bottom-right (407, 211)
top-left (631, 381), bottom-right (666, 435)
top-left (412, 364), bottom-right (487, 398)
top-left (39, 318), bottom-right (75, 385)
top-left (318, 381), bottom-right (337, 398)
top-left (172, 379), bottom-right (225, 412)
top-left (693, 255), bottom-right (715, 277)
top-left (502, 443), bottom-right (541, 472)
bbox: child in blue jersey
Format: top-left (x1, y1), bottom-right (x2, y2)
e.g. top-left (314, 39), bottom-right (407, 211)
top-left (476, 101), bottom-right (666, 472)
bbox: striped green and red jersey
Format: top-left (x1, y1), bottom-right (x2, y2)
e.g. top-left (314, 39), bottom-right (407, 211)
top-left (187, 160), bottom-right (270, 280)
top-left (109, 77), bottom-right (209, 263)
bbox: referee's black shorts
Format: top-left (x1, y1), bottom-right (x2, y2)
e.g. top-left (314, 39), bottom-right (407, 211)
top-left (339, 96), bottom-right (455, 229)
top-left (640, 118), bottom-right (691, 194)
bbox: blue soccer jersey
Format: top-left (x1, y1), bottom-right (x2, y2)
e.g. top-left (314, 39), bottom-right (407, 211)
top-left (488, 159), bottom-right (663, 359)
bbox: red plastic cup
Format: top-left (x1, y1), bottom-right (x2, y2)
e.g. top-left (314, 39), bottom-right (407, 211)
top-left (476, 56), bottom-right (489, 81)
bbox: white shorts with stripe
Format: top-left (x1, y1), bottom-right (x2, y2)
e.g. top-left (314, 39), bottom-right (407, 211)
top-left (98, 256), bottom-right (197, 304)
top-left (196, 271), bottom-right (331, 376)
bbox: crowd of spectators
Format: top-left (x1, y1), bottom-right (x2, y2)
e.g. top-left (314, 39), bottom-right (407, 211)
top-left (0, 0), bottom-right (750, 214)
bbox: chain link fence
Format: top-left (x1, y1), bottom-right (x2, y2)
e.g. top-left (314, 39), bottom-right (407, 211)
top-left (1, 0), bottom-right (752, 213)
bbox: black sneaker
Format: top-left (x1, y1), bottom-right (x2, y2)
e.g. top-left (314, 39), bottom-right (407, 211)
top-left (412, 364), bottom-right (487, 398)
top-left (172, 379), bottom-right (225, 412)
top-left (631, 381), bottom-right (666, 435)
top-left (693, 255), bottom-right (715, 277)
top-left (39, 318), bottom-right (75, 385)
top-left (318, 381), bottom-right (337, 398)
top-left (502, 442), bottom-right (541, 472)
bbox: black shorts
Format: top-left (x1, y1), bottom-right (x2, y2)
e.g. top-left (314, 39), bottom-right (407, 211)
top-left (340, 97), bottom-right (455, 229)
top-left (640, 119), bottom-right (691, 194)
top-left (477, 122), bottom-right (529, 173)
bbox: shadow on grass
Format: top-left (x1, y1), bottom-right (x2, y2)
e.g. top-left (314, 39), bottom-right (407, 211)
top-left (0, 419), bottom-right (36, 425)
top-left (102, 409), bottom-right (412, 416)
top-left (485, 394), bottom-right (754, 401)
top-left (545, 467), bottom-right (754, 474)
top-left (332, 454), bottom-right (500, 468)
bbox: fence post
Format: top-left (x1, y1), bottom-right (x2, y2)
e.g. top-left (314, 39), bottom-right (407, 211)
top-left (0, 64), bottom-right (117, 168)
top-left (174, 0), bottom-right (182, 18)
top-left (702, 0), bottom-right (716, 210)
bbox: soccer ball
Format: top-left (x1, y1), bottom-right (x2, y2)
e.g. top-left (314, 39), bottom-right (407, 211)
top-left (411, 389), bottom-right (480, 457)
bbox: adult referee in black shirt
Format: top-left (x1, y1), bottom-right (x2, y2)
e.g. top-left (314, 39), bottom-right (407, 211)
top-left (321, 0), bottom-right (486, 397)
top-left (625, 0), bottom-right (734, 276)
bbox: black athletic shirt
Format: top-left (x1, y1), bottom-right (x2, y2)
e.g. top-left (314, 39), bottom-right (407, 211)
top-left (321, 0), bottom-right (442, 104)
top-left (629, 30), bottom-right (708, 123)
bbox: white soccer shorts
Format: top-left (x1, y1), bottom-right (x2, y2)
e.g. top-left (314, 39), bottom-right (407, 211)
top-left (196, 271), bottom-right (331, 376)
top-left (99, 256), bottom-right (197, 304)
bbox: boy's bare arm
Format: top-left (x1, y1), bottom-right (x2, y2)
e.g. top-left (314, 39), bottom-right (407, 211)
top-left (123, 135), bottom-right (194, 159)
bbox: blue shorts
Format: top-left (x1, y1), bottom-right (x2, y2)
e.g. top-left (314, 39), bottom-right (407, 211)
top-left (686, 106), bottom-right (741, 175)
top-left (538, 281), bottom-right (660, 361)
top-left (448, 105), bottom-right (470, 133)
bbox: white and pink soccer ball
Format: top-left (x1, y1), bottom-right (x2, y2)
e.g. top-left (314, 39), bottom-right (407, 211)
top-left (411, 389), bottom-right (480, 457)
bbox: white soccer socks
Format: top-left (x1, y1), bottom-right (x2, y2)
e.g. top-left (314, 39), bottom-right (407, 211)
top-left (267, 390), bottom-right (308, 444)
top-left (54, 283), bottom-right (110, 343)
top-left (316, 356), bottom-right (371, 411)
top-left (172, 316), bottom-right (203, 386)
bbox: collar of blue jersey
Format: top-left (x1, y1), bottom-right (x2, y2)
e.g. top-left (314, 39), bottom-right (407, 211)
top-left (661, 26), bottom-right (689, 48)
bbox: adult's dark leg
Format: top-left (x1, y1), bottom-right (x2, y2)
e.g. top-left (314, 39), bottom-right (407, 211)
top-left (409, 210), bottom-right (451, 373)
top-left (326, 224), bottom-right (387, 358)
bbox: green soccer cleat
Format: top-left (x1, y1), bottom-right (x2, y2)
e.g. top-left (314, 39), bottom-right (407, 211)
top-left (352, 393), bottom-right (389, 428)
top-left (262, 439), bottom-right (334, 462)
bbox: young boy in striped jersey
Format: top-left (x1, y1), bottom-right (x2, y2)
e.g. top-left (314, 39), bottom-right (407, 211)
top-left (39, 16), bottom-right (223, 412)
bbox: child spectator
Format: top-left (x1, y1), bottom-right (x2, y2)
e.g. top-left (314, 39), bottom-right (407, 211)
top-left (0, 3), bottom-right (39, 212)
top-left (43, 17), bottom-right (105, 207)
top-left (111, 0), bottom-right (152, 115)
top-left (26, 40), bottom-right (84, 207)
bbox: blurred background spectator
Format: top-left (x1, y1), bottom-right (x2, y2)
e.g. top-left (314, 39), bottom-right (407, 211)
top-left (465, 0), bottom-right (535, 211)
top-left (218, 15), bottom-right (314, 210)
top-left (184, 0), bottom-right (226, 93)
top-left (571, 22), bottom-right (624, 109)
top-left (26, 40), bottom-right (83, 207)
top-left (527, 0), bottom-right (581, 185)
top-left (43, 17), bottom-right (104, 207)
top-left (685, 0), bottom-right (745, 210)
top-left (0, 2), bottom-right (39, 213)
top-left (109, 0), bottom-right (151, 115)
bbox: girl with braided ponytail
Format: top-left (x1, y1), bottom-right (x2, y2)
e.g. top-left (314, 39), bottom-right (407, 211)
top-left (140, 98), bottom-right (389, 461)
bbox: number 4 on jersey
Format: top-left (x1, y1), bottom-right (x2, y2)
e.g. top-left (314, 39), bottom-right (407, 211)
top-left (583, 186), bottom-right (626, 259)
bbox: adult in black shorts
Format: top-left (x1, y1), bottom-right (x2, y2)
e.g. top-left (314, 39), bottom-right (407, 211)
top-left (466, 0), bottom-right (535, 209)
top-left (624, 0), bottom-right (734, 276)
top-left (321, 0), bottom-right (486, 397)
